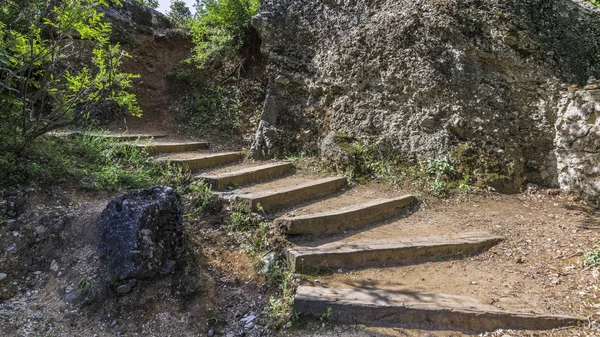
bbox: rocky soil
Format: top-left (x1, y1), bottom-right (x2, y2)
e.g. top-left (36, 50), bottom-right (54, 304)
top-left (2, 183), bottom-right (599, 336)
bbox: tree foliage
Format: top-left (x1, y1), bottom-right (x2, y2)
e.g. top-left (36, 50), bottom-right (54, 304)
top-left (169, 0), bottom-right (192, 27)
top-left (136, 0), bottom-right (160, 9)
top-left (188, 0), bottom-right (260, 67)
top-left (0, 0), bottom-right (140, 148)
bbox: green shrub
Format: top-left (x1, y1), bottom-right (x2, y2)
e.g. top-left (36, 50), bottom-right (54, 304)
top-left (178, 84), bottom-right (242, 135)
top-left (0, 0), bottom-right (140, 147)
top-left (189, 0), bottom-right (260, 67)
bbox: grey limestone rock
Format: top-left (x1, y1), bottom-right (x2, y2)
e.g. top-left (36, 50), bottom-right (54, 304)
top-left (97, 186), bottom-right (185, 280)
top-left (250, 0), bottom-right (600, 191)
top-left (555, 89), bottom-right (600, 198)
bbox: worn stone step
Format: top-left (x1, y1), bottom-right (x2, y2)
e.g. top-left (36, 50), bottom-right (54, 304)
top-left (93, 133), bottom-right (168, 141)
top-left (277, 195), bottom-right (416, 235)
top-left (200, 162), bottom-right (294, 191)
top-left (286, 233), bottom-right (502, 272)
top-left (160, 152), bottom-right (244, 171)
top-left (294, 286), bottom-right (584, 331)
top-left (136, 141), bottom-right (210, 154)
top-left (236, 177), bottom-right (346, 213)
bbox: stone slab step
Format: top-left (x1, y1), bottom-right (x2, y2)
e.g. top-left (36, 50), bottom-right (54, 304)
top-left (286, 233), bottom-right (502, 272)
top-left (92, 133), bottom-right (168, 141)
top-left (136, 141), bottom-right (210, 154)
top-left (161, 152), bottom-right (243, 171)
top-left (277, 195), bottom-right (416, 235)
top-left (200, 162), bottom-right (294, 191)
top-left (236, 177), bottom-right (346, 213)
top-left (294, 286), bottom-right (584, 331)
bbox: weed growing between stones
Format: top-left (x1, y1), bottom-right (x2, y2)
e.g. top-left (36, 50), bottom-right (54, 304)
top-left (222, 202), bottom-right (298, 329)
top-left (187, 179), bottom-right (221, 215)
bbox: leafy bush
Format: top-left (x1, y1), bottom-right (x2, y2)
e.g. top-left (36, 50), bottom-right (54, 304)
top-left (189, 0), bottom-right (260, 67)
top-left (0, 0), bottom-right (140, 148)
top-left (178, 84), bottom-right (242, 135)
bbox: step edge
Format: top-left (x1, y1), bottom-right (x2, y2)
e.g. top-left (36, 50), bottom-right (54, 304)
top-left (278, 195), bottom-right (415, 222)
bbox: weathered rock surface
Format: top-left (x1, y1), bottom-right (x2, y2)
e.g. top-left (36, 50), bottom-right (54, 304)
top-left (100, 0), bottom-right (173, 42)
top-left (97, 186), bottom-right (185, 280)
top-left (251, 0), bottom-right (600, 191)
top-left (555, 89), bottom-right (600, 197)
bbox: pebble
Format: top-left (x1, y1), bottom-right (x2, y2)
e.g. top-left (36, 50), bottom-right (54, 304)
top-left (5, 243), bottom-right (17, 254)
top-left (64, 292), bottom-right (79, 303)
top-left (0, 273), bottom-right (6, 281)
top-left (207, 328), bottom-right (214, 336)
top-left (50, 260), bottom-right (59, 272)
top-left (115, 283), bottom-right (134, 294)
top-left (35, 226), bottom-right (47, 236)
top-left (33, 312), bottom-right (43, 320)
top-left (284, 321), bottom-right (292, 329)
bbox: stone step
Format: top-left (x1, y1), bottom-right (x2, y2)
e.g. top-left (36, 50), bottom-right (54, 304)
top-left (277, 195), bottom-right (416, 235)
top-left (93, 133), bottom-right (168, 141)
top-left (200, 162), bottom-right (294, 191)
top-left (136, 141), bottom-right (210, 154)
top-left (236, 177), bottom-right (346, 213)
top-left (294, 286), bottom-right (584, 331)
top-left (286, 233), bottom-right (502, 272)
top-left (160, 152), bottom-right (244, 171)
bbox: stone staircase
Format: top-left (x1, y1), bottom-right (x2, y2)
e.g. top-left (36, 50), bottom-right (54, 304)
top-left (125, 135), bottom-right (584, 333)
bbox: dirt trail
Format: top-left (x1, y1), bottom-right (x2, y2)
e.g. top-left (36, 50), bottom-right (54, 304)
top-left (115, 33), bottom-right (193, 136)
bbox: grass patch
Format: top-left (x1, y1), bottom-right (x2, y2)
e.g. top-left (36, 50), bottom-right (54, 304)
top-left (0, 132), bottom-right (186, 191)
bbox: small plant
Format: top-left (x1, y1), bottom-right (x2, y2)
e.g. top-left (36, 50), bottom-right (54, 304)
top-left (77, 276), bottom-right (95, 293)
top-left (426, 157), bottom-right (455, 177)
top-left (458, 174), bottom-right (472, 194)
top-left (430, 178), bottom-right (448, 197)
top-left (188, 179), bottom-right (220, 214)
top-left (184, 261), bottom-right (192, 276)
top-left (262, 261), bottom-right (297, 328)
top-left (227, 202), bottom-right (252, 231)
top-left (582, 243), bottom-right (600, 269)
top-left (320, 307), bottom-right (333, 321)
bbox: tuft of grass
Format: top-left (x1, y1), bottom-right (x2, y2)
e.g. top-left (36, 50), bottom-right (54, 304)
top-left (187, 179), bottom-right (220, 214)
top-left (262, 260), bottom-right (297, 328)
top-left (582, 243), bottom-right (600, 269)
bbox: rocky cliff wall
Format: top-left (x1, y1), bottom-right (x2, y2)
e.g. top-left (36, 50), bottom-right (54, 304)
top-left (250, 0), bottom-right (600, 192)
top-left (556, 88), bottom-right (600, 198)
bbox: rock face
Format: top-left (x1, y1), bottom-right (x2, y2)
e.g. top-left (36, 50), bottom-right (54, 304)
top-left (251, 0), bottom-right (600, 191)
top-left (555, 89), bottom-right (600, 198)
top-left (97, 186), bottom-right (185, 280)
top-left (100, 0), bottom-right (173, 43)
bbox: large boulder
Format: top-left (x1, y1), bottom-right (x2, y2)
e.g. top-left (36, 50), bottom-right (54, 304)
top-left (555, 89), bottom-right (600, 198)
top-left (250, 0), bottom-right (600, 191)
top-left (97, 186), bottom-right (185, 280)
